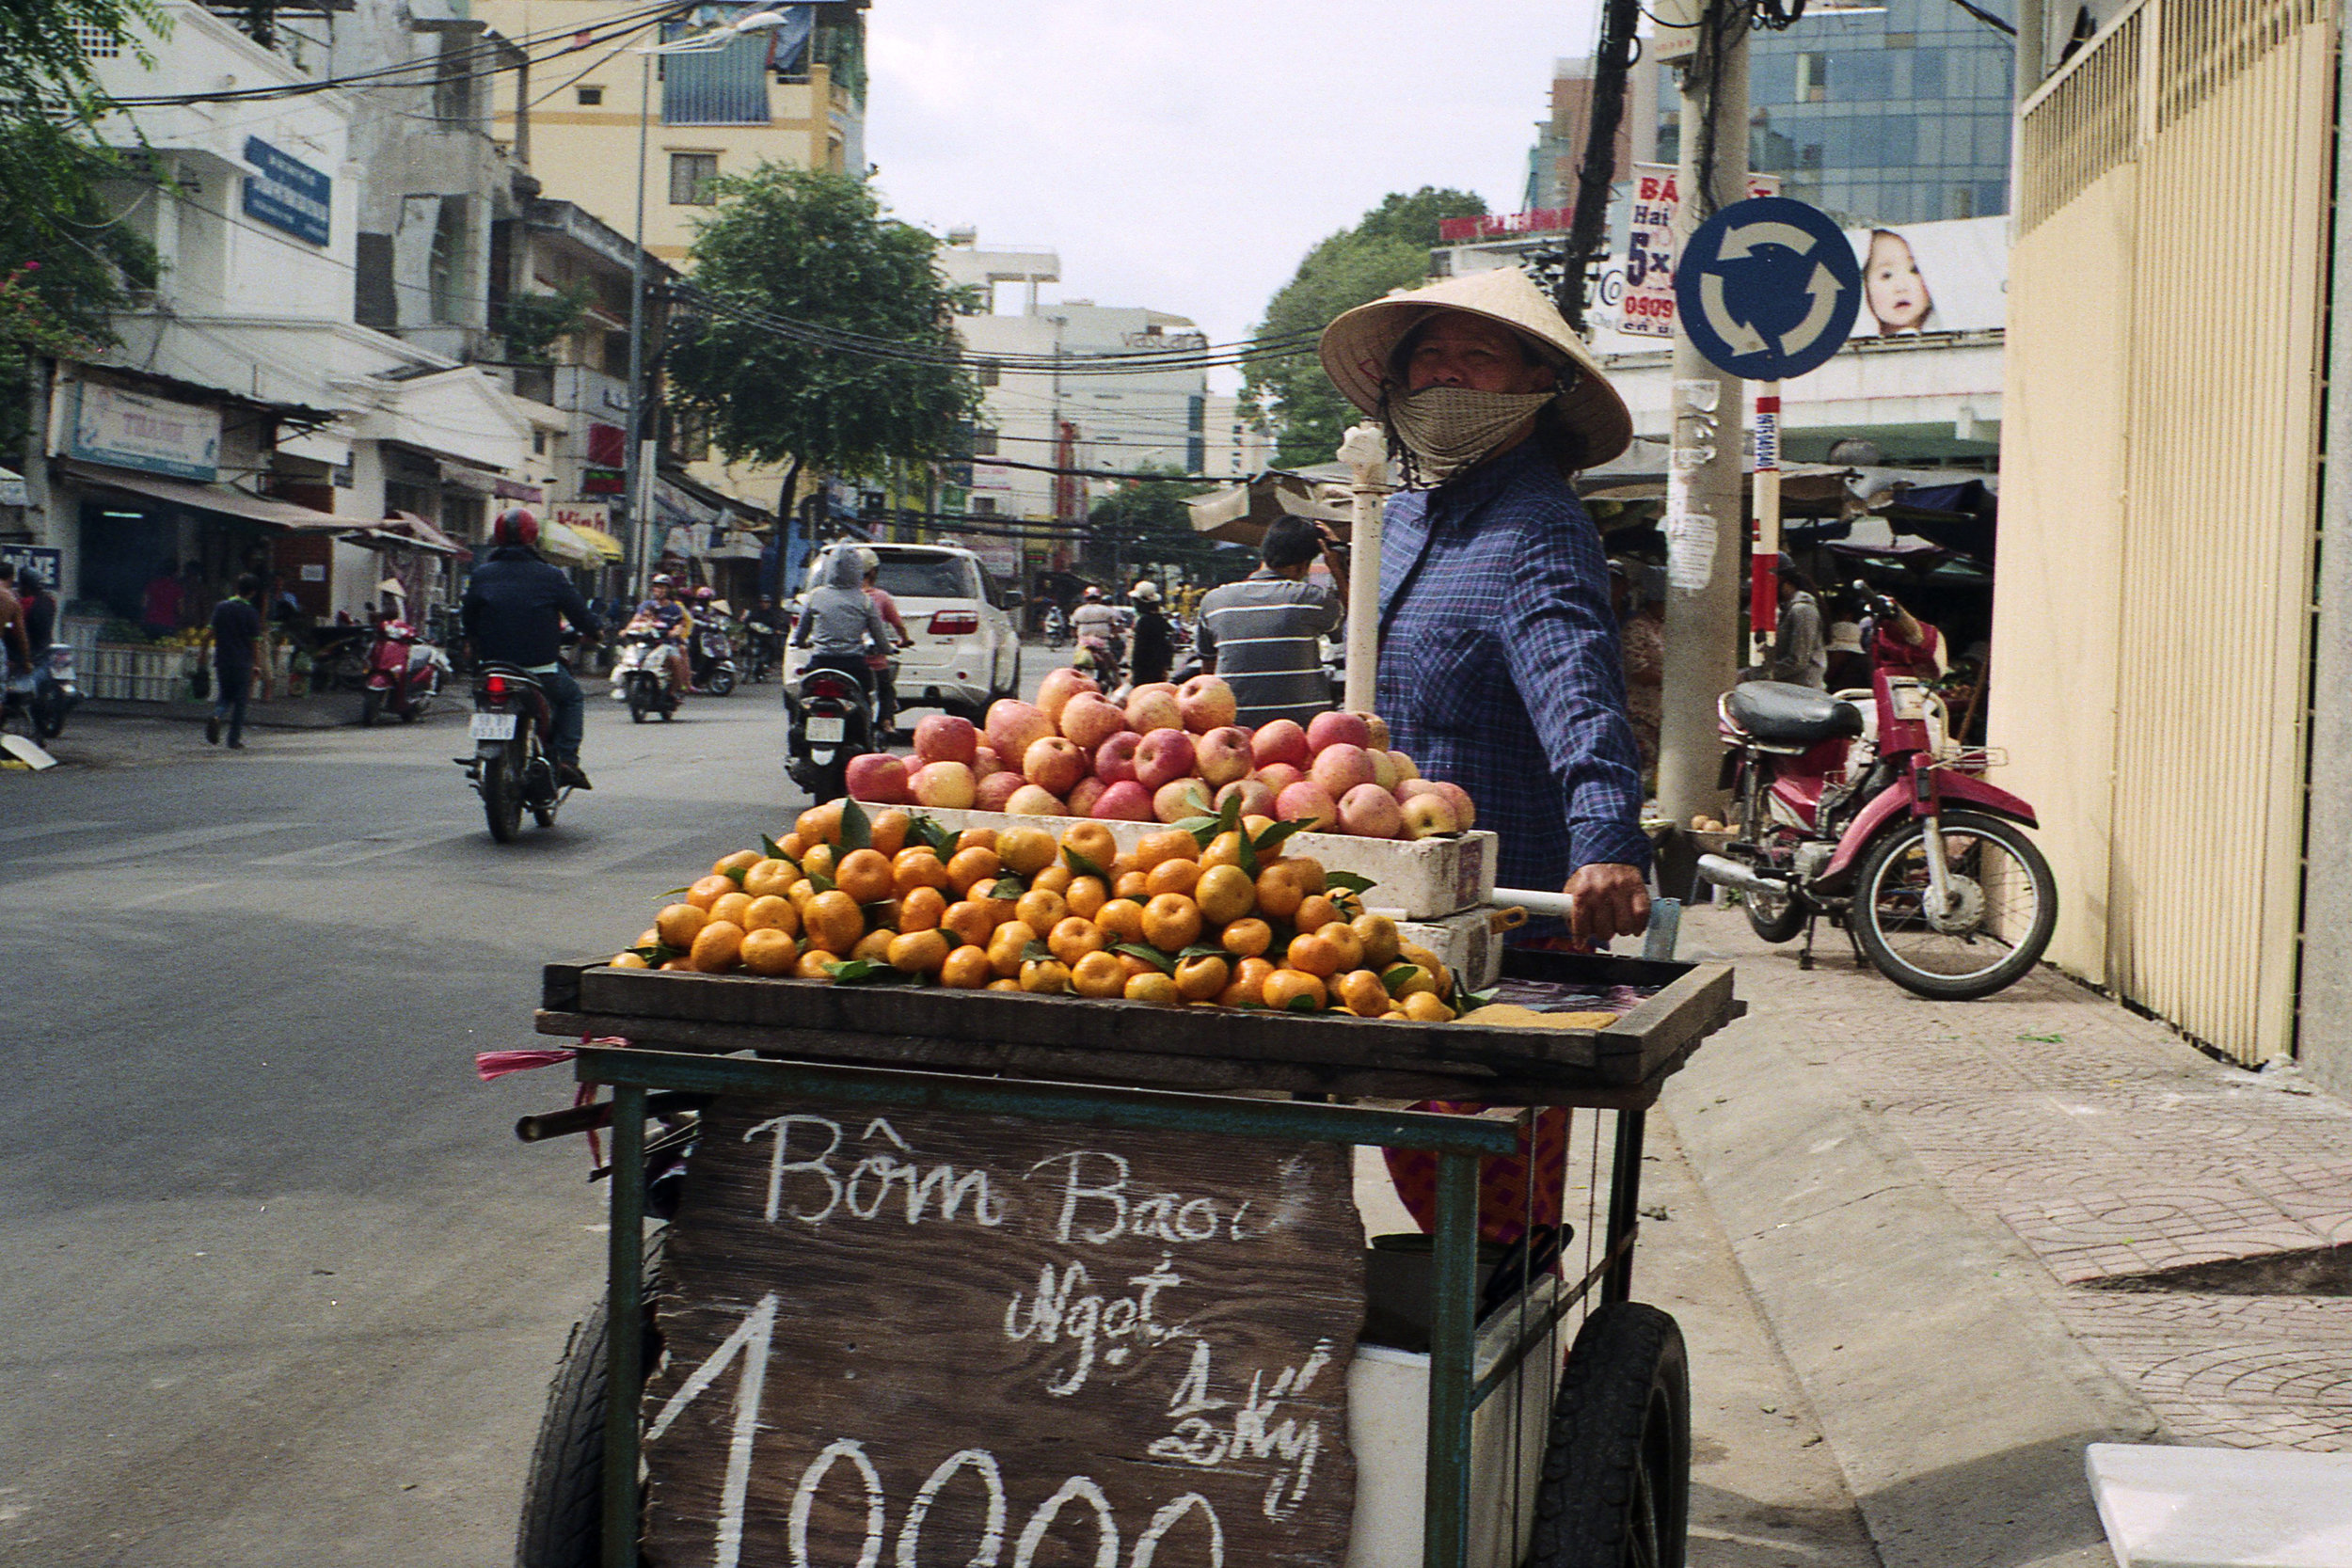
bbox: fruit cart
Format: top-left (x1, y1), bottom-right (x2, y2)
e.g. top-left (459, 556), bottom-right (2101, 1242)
top-left (512, 940), bottom-right (1738, 1568)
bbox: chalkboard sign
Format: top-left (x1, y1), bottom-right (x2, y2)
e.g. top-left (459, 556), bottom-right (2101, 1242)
top-left (643, 1100), bottom-right (1367, 1568)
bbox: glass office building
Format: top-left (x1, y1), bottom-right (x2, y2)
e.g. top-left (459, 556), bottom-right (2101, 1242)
top-left (1657, 0), bottom-right (2016, 225)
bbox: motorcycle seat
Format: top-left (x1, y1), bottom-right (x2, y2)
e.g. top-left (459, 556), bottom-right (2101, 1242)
top-left (1726, 680), bottom-right (1866, 745)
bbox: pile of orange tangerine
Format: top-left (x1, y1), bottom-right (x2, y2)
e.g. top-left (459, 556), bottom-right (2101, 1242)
top-left (612, 798), bottom-right (1464, 1021)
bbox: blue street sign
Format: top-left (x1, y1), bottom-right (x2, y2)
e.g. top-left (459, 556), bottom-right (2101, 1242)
top-left (1673, 197), bottom-right (1860, 381)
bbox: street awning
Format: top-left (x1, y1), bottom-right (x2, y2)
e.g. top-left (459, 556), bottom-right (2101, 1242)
top-left (539, 520), bottom-right (609, 568)
top-left (341, 526), bottom-right (467, 558)
top-left (60, 459), bottom-right (347, 531)
top-left (565, 524), bottom-right (626, 562)
top-left (383, 510), bottom-right (472, 558)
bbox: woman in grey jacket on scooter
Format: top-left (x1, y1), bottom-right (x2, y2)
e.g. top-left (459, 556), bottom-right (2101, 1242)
top-left (793, 547), bottom-right (894, 693)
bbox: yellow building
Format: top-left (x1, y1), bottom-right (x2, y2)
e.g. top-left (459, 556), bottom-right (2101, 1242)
top-left (479, 1), bottom-right (867, 520)
top-left (481, 0), bottom-right (861, 265)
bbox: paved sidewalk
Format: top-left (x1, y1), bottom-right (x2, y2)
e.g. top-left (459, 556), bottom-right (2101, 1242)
top-left (1662, 907), bottom-right (2352, 1566)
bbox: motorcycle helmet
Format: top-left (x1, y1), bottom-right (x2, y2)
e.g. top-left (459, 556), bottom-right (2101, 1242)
top-left (650, 573), bottom-right (675, 590)
top-left (1130, 579), bottom-right (1160, 602)
top-left (695, 586), bottom-right (716, 602)
top-left (1083, 586), bottom-right (1103, 601)
top-left (491, 507), bottom-right (539, 549)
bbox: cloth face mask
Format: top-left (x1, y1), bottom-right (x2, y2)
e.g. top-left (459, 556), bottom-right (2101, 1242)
top-left (1387, 386), bottom-right (1558, 482)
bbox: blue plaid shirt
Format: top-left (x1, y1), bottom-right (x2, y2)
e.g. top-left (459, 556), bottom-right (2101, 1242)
top-left (1375, 441), bottom-right (1650, 892)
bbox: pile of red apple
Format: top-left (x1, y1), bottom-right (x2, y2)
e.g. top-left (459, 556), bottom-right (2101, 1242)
top-left (842, 670), bottom-right (1479, 840)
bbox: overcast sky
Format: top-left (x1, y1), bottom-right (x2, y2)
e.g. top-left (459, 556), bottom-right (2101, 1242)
top-left (865, 2), bottom-right (1606, 386)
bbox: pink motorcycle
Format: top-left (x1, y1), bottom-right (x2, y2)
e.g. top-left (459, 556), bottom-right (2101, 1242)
top-left (359, 617), bottom-right (451, 726)
top-left (1697, 656), bottom-right (2057, 1000)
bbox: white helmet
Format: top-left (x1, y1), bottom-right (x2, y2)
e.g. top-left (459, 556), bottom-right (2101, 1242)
top-left (1130, 579), bottom-right (1160, 602)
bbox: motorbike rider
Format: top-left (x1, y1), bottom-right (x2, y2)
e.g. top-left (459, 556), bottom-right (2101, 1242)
top-left (1070, 586), bottom-right (1121, 675)
top-left (742, 593), bottom-right (787, 678)
top-left (0, 562), bottom-right (28, 682)
top-left (792, 547), bottom-right (895, 698)
top-left (861, 560), bottom-right (914, 735)
top-left (18, 570), bottom-right (56, 664)
top-left (459, 508), bottom-right (600, 789)
top-left (686, 585), bottom-right (729, 689)
top-left (627, 575), bottom-right (693, 699)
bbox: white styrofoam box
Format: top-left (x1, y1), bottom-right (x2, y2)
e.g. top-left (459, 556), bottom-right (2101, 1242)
top-left (2087, 1444), bottom-right (2352, 1568)
top-left (863, 802), bottom-right (1499, 920)
top-left (1393, 906), bottom-right (1508, 991)
top-left (1344, 1272), bottom-right (1564, 1568)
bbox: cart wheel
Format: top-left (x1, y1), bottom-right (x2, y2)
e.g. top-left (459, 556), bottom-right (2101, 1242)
top-left (516, 1230), bottom-right (665, 1568)
top-left (1527, 1303), bottom-right (1690, 1568)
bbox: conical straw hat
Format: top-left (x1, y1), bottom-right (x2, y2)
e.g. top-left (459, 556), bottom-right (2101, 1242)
top-left (1317, 266), bottom-right (1632, 468)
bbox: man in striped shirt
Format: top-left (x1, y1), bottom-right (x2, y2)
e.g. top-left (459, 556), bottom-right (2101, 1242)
top-left (1194, 515), bottom-right (1345, 727)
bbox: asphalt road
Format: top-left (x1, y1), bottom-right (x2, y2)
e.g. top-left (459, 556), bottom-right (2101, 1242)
top-left (1, 652), bottom-right (1871, 1567)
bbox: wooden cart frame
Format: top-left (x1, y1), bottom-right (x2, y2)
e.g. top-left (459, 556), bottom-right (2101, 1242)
top-left (533, 949), bottom-right (1740, 1568)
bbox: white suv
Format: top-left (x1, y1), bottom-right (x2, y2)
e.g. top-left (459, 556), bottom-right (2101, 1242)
top-left (787, 543), bottom-right (1023, 721)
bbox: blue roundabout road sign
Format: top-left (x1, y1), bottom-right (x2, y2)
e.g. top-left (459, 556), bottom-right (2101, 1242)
top-left (1673, 196), bottom-right (1861, 381)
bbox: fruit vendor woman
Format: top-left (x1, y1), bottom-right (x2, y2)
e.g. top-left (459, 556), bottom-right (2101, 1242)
top-left (1320, 266), bottom-right (1651, 944)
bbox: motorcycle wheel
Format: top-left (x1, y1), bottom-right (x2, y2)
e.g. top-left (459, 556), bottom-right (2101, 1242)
top-left (707, 668), bottom-right (736, 698)
top-left (483, 750), bottom-right (525, 843)
top-left (628, 679), bottom-right (649, 724)
top-left (32, 695), bottom-right (66, 740)
top-left (1744, 888), bottom-right (1808, 943)
top-left (360, 688), bottom-right (383, 727)
top-left (1850, 809), bottom-right (2058, 1001)
top-left (404, 678), bottom-right (436, 723)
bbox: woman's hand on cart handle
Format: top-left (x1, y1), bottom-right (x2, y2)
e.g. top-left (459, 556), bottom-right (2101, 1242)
top-left (1565, 863), bottom-right (1650, 943)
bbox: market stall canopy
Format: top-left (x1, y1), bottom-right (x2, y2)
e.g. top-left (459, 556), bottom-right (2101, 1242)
top-left (59, 459), bottom-right (347, 532)
top-left (343, 510), bottom-right (471, 559)
top-left (538, 520), bottom-right (613, 569)
top-left (563, 523), bottom-right (626, 562)
top-left (1185, 461), bottom-right (1376, 546)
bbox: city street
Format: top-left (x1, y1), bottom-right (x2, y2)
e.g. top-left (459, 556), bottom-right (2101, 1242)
top-left (1, 664), bottom-right (1877, 1567)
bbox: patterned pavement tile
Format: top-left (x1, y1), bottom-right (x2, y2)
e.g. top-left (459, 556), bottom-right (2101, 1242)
top-left (1696, 909), bottom-right (2352, 1450)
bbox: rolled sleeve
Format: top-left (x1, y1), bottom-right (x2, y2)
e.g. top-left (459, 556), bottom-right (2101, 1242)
top-left (1500, 531), bottom-right (1652, 873)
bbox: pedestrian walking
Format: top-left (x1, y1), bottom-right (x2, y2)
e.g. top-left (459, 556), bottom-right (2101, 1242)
top-left (1127, 579), bottom-right (1174, 687)
top-left (1765, 562), bottom-right (1828, 689)
top-left (203, 574), bottom-right (263, 749)
top-left (1193, 517), bottom-right (1345, 727)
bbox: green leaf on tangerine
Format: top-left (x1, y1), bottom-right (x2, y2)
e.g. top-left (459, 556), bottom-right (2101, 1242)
top-left (1023, 939), bottom-right (1055, 963)
top-left (723, 864), bottom-right (750, 886)
top-left (654, 886), bottom-right (691, 900)
top-left (1177, 943), bottom-right (1227, 960)
top-left (1062, 846), bottom-right (1109, 880)
top-left (1382, 963), bottom-right (1422, 990)
top-left (989, 874), bottom-right (1027, 900)
top-left (909, 815), bottom-right (955, 853)
top-left (807, 872), bottom-right (836, 894)
top-left (760, 833), bottom-right (787, 861)
top-left (1252, 819), bottom-right (1307, 853)
top-left (1285, 994), bottom-right (1321, 1012)
top-left (1113, 942), bottom-right (1176, 975)
top-left (838, 796), bottom-right (872, 850)
top-left (1176, 814), bottom-right (1221, 847)
top-left (1323, 871), bottom-right (1375, 895)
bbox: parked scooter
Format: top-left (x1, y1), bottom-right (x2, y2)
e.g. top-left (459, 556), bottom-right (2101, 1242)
top-left (459, 663), bottom-right (568, 842)
top-left (1697, 652), bottom-right (2058, 1000)
top-left (359, 618), bottom-right (451, 725)
top-left (2, 644), bottom-right (81, 740)
top-left (785, 661), bottom-right (875, 803)
top-left (611, 629), bottom-right (681, 723)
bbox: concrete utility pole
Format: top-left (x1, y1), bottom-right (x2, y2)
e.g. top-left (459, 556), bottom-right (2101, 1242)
top-left (1657, 0), bottom-right (1751, 863)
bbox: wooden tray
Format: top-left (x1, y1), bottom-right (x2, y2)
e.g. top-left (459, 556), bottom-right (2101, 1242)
top-left (536, 950), bottom-right (1739, 1108)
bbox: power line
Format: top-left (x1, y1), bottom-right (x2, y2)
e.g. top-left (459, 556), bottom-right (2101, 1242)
top-left (102, 0), bottom-right (691, 106)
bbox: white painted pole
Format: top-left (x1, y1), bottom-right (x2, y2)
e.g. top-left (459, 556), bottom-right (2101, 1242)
top-left (1751, 382), bottom-right (1781, 667)
top-left (1338, 422), bottom-right (1389, 714)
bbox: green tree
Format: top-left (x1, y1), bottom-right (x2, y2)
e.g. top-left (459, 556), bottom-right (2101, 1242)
top-left (0, 0), bottom-right (167, 454)
top-left (1084, 466), bottom-right (1247, 585)
top-left (664, 165), bottom-right (976, 522)
top-left (1244, 186), bottom-right (1486, 467)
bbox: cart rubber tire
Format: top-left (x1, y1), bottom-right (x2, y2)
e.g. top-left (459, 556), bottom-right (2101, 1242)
top-left (1527, 1303), bottom-right (1691, 1568)
top-left (1744, 889), bottom-right (1807, 944)
top-left (515, 1230), bottom-right (665, 1568)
